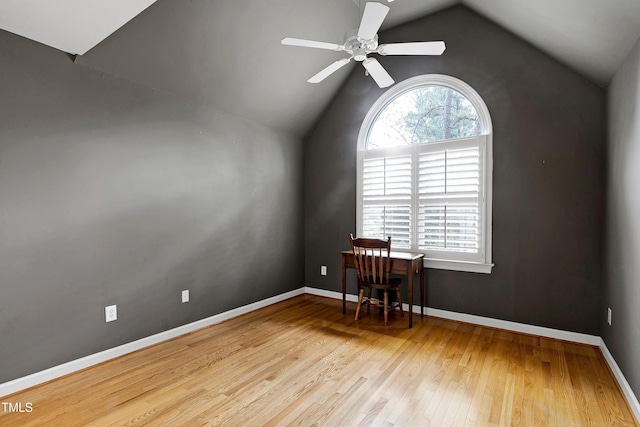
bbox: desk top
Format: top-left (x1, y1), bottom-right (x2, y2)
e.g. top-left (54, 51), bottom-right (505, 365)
top-left (341, 250), bottom-right (424, 262)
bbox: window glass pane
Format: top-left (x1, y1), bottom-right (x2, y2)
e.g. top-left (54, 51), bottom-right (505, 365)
top-left (367, 86), bottom-right (480, 150)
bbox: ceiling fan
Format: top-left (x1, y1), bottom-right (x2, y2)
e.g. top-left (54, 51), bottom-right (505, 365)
top-left (281, 2), bottom-right (446, 88)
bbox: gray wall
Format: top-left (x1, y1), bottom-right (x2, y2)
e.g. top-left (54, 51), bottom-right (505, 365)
top-left (0, 29), bottom-right (304, 383)
top-left (305, 6), bottom-right (606, 334)
top-left (604, 36), bottom-right (640, 402)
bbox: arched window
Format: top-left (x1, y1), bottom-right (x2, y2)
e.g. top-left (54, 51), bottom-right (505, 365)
top-left (357, 75), bottom-right (493, 273)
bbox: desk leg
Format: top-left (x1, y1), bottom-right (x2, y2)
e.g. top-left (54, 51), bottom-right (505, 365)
top-left (341, 256), bottom-right (346, 315)
top-left (407, 265), bottom-right (414, 328)
top-left (420, 264), bottom-right (425, 318)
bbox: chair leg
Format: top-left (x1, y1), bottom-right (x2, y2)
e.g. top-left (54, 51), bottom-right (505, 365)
top-left (367, 288), bottom-right (372, 314)
top-left (383, 290), bottom-right (389, 326)
top-left (396, 288), bottom-right (403, 318)
top-left (355, 287), bottom-right (365, 320)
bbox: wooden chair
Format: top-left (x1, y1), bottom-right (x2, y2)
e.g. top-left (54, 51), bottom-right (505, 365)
top-left (349, 234), bottom-right (403, 326)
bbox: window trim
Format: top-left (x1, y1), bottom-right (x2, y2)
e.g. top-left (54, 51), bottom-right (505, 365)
top-left (357, 74), bottom-right (494, 274)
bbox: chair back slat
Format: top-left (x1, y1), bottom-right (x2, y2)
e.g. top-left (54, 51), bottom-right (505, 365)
top-left (349, 234), bottom-right (392, 286)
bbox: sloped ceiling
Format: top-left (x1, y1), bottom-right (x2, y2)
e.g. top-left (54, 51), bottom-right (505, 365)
top-left (0, 0), bottom-right (158, 55)
top-left (465, 0), bottom-right (640, 92)
top-left (1, 0), bottom-right (640, 137)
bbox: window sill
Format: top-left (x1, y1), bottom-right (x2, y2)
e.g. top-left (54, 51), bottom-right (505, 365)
top-left (424, 258), bottom-right (494, 274)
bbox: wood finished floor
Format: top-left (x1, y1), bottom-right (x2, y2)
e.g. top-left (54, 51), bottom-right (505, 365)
top-left (1, 294), bottom-right (637, 426)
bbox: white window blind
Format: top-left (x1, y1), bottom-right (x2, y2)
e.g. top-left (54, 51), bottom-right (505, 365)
top-left (362, 155), bottom-right (412, 248)
top-left (418, 205), bottom-right (480, 252)
top-left (417, 137), bottom-right (483, 261)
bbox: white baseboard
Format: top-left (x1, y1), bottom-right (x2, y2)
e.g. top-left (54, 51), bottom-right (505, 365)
top-left (0, 288), bottom-right (304, 398)
top-left (305, 286), bottom-right (360, 303)
top-left (599, 339), bottom-right (640, 423)
top-left (425, 306), bottom-right (601, 346)
top-left (305, 287), bottom-right (600, 345)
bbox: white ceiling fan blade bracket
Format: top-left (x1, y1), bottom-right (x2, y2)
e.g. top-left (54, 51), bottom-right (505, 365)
top-left (362, 35), bottom-right (379, 52)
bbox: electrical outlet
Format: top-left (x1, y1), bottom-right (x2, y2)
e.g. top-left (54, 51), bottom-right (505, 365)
top-left (607, 307), bottom-right (612, 326)
top-left (321, 266), bottom-right (327, 276)
top-left (182, 289), bottom-right (189, 303)
top-left (105, 305), bottom-right (117, 322)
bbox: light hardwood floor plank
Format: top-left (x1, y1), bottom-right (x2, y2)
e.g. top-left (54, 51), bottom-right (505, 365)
top-left (0, 294), bottom-right (638, 427)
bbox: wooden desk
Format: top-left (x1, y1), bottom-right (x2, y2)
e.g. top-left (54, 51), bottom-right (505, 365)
top-left (341, 250), bottom-right (425, 328)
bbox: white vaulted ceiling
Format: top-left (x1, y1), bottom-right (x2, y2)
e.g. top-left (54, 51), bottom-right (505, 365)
top-left (465, 0), bottom-right (640, 91)
top-left (0, 0), bottom-right (159, 55)
top-left (1, 0), bottom-right (639, 137)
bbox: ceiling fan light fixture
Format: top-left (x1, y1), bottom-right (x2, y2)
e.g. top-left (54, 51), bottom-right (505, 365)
top-left (353, 48), bottom-right (367, 62)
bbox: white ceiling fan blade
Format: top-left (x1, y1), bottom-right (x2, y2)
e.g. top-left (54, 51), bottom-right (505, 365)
top-left (308, 58), bottom-right (351, 83)
top-left (357, 2), bottom-right (390, 41)
top-left (362, 58), bottom-right (394, 88)
top-left (281, 37), bottom-right (342, 51)
top-left (378, 41), bottom-right (446, 56)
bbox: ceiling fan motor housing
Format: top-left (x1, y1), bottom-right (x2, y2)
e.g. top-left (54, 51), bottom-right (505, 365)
top-left (343, 29), bottom-right (378, 61)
